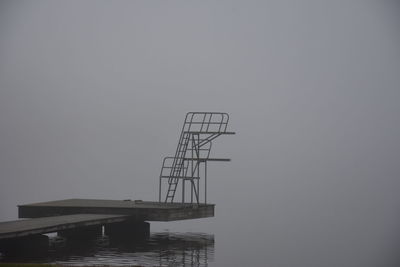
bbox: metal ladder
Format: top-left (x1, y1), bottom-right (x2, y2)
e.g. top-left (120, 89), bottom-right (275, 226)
top-left (159, 112), bottom-right (234, 204)
top-left (164, 131), bottom-right (191, 202)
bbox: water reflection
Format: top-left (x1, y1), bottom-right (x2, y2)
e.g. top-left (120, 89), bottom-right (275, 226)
top-left (1, 232), bottom-right (214, 267)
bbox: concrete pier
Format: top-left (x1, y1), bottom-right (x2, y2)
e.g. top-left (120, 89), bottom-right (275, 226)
top-left (58, 225), bottom-right (103, 239)
top-left (105, 220), bottom-right (150, 239)
top-left (0, 234), bottom-right (49, 256)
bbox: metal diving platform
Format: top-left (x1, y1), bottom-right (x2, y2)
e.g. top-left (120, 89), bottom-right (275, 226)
top-left (0, 112), bottom-right (234, 253)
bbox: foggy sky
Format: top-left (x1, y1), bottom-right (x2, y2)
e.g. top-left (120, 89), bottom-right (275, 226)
top-left (1, 1), bottom-right (400, 266)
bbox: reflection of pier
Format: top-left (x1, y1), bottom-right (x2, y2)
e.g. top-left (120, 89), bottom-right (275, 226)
top-left (1, 232), bottom-right (215, 267)
top-left (152, 233), bottom-right (214, 267)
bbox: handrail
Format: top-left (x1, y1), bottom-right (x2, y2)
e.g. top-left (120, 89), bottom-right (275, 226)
top-left (159, 112), bottom-right (233, 204)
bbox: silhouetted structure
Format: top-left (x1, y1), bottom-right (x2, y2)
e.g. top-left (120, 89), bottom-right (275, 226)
top-left (159, 112), bottom-right (235, 204)
top-left (0, 112), bottom-right (234, 257)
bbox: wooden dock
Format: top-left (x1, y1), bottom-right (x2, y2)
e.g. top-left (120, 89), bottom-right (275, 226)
top-left (0, 198), bottom-right (215, 252)
top-left (0, 214), bottom-right (127, 240)
top-left (18, 199), bottom-right (214, 221)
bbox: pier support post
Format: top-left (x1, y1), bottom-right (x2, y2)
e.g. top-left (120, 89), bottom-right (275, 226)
top-left (104, 220), bottom-right (150, 240)
top-left (0, 234), bottom-right (49, 256)
top-left (58, 225), bottom-right (103, 239)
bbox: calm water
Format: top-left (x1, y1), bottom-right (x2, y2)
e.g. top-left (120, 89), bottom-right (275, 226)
top-left (0, 232), bottom-right (214, 267)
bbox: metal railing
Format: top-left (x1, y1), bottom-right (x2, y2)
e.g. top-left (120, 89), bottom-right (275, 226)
top-left (159, 112), bottom-right (234, 204)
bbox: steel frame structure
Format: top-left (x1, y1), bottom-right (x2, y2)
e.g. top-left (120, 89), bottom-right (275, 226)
top-left (159, 112), bottom-right (234, 204)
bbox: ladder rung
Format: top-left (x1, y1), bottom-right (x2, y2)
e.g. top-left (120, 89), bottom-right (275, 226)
top-left (162, 176), bottom-right (200, 179)
top-left (184, 122), bottom-right (225, 125)
top-left (184, 131), bottom-right (235, 134)
top-left (162, 166), bottom-right (188, 170)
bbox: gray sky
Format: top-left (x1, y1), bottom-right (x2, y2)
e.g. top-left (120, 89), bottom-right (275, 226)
top-left (1, 1), bottom-right (400, 266)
